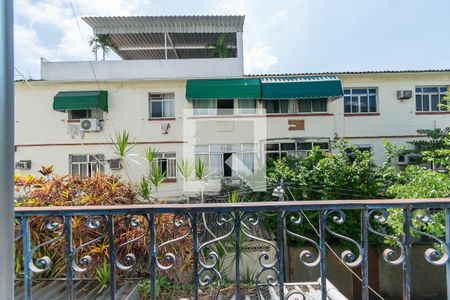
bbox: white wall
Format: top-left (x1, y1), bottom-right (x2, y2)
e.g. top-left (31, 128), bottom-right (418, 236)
top-left (40, 57), bottom-right (244, 82)
top-left (14, 71), bottom-right (450, 199)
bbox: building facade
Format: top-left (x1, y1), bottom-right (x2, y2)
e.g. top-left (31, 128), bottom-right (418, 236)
top-left (14, 16), bottom-right (450, 200)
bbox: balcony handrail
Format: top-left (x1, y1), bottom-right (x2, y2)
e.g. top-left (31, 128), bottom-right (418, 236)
top-left (14, 198), bottom-right (450, 216)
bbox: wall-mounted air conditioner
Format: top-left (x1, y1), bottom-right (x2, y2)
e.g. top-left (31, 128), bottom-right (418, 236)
top-left (109, 159), bottom-right (122, 170)
top-left (15, 160), bottom-right (31, 170)
top-left (397, 90), bottom-right (413, 100)
top-left (80, 118), bottom-right (102, 132)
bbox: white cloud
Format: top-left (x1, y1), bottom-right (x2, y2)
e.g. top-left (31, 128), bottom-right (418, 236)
top-left (244, 43), bottom-right (278, 74)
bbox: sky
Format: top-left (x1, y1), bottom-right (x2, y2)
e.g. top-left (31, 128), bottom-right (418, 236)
top-left (13, 0), bottom-right (450, 79)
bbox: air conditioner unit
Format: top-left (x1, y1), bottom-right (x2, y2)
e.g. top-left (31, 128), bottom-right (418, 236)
top-left (15, 160), bottom-right (31, 170)
top-left (397, 90), bottom-right (413, 100)
top-left (80, 118), bottom-right (101, 132)
top-left (109, 159), bottom-right (122, 170)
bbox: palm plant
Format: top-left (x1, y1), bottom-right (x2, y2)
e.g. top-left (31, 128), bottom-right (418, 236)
top-left (112, 130), bottom-right (135, 182)
top-left (144, 147), bottom-right (157, 177)
top-left (137, 176), bottom-right (151, 201)
top-left (209, 33), bottom-right (232, 58)
top-left (177, 160), bottom-right (194, 203)
top-left (89, 34), bottom-right (115, 61)
top-left (150, 164), bottom-right (166, 203)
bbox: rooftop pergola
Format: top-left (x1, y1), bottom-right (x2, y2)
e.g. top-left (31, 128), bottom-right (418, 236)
top-left (82, 16), bottom-right (245, 60)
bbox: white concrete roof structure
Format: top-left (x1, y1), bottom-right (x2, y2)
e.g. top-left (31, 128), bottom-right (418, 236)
top-left (82, 15), bottom-right (245, 60)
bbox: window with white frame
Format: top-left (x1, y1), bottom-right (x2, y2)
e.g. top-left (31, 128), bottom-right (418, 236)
top-left (69, 154), bottom-right (105, 178)
top-left (151, 152), bottom-right (177, 179)
top-left (265, 140), bottom-right (329, 161)
top-left (195, 144), bottom-right (257, 177)
top-left (297, 98), bottom-right (327, 113)
top-left (192, 99), bottom-right (257, 116)
top-left (344, 88), bottom-right (377, 114)
top-left (264, 100), bottom-right (289, 114)
top-left (68, 109), bottom-right (103, 120)
top-left (149, 93), bottom-right (175, 119)
top-left (415, 87), bottom-right (449, 112)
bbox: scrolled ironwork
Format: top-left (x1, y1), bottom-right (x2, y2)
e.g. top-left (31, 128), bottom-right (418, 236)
top-left (115, 215), bottom-right (148, 271)
top-left (197, 212), bottom-right (235, 292)
top-left (155, 213), bottom-right (192, 271)
top-left (283, 212), bottom-right (320, 267)
top-left (325, 210), bottom-right (363, 267)
top-left (411, 209), bottom-right (449, 266)
top-left (368, 209), bottom-right (405, 265)
top-left (29, 216), bottom-right (65, 273)
top-left (72, 216), bottom-right (107, 273)
top-left (241, 212), bottom-right (280, 295)
top-left (285, 289), bottom-right (307, 300)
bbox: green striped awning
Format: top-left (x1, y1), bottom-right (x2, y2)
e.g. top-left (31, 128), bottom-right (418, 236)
top-left (186, 79), bottom-right (261, 100)
top-left (53, 91), bottom-right (108, 112)
top-left (260, 76), bottom-right (343, 100)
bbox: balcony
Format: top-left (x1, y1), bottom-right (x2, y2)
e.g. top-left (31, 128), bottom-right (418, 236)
top-left (13, 198), bottom-right (450, 299)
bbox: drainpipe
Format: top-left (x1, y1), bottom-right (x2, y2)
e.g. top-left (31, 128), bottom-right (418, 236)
top-left (0, 0), bottom-right (15, 299)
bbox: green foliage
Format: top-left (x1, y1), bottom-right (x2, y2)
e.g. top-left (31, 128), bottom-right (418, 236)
top-left (177, 160), bottom-right (194, 183)
top-left (137, 176), bottom-right (151, 201)
top-left (89, 34), bottom-right (115, 61)
top-left (140, 275), bottom-right (171, 299)
top-left (195, 159), bottom-right (206, 181)
top-left (95, 258), bottom-right (110, 291)
top-left (150, 164), bottom-right (166, 202)
top-left (209, 33), bottom-right (232, 58)
top-left (113, 130), bottom-right (135, 158)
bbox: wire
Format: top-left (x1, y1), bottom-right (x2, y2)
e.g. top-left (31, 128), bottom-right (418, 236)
top-left (286, 187), bottom-right (385, 300)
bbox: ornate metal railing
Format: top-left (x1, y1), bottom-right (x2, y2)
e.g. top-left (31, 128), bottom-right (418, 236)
top-left (14, 198), bottom-right (450, 300)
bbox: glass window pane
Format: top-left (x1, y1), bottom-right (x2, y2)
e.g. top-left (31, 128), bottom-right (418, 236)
top-left (314, 142), bottom-right (329, 150)
top-left (281, 143), bottom-right (295, 151)
top-left (423, 95), bottom-right (430, 111)
top-left (351, 96), bottom-right (359, 113)
top-left (416, 95), bottom-right (422, 111)
top-left (151, 101), bottom-right (162, 118)
top-left (71, 164), bottom-right (79, 176)
top-left (265, 143), bottom-right (279, 151)
top-left (423, 87), bottom-right (438, 93)
top-left (415, 87), bottom-right (422, 93)
top-left (243, 144), bottom-right (255, 151)
top-left (280, 101), bottom-right (289, 113)
top-left (193, 100), bottom-right (216, 115)
top-left (163, 100), bottom-right (175, 117)
top-left (71, 155), bottom-right (87, 163)
top-left (195, 145), bottom-right (209, 152)
top-left (312, 98), bottom-right (327, 112)
top-left (344, 96), bottom-right (351, 113)
top-left (298, 99), bottom-right (312, 113)
top-left (352, 89), bottom-right (368, 95)
top-left (80, 164), bottom-right (88, 178)
top-left (431, 95), bottom-right (439, 111)
top-left (238, 99), bottom-right (257, 114)
top-left (360, 96), bottom-right (368, 113)
top-left (343, 89), bottom-right (351, 95)
top-left (265, 100), bottom-right (277, 113)
top-left (440, 87), bottom-right (448, 93)
top-left (297, 142), bottom-right (312, 150)
top-left (440, 94), bottom-right (448, 111)
top-left (368, 88), bottom-right (377, 94)
top-left (70, 110), bottom-right (89, 120)
top-left (369, 96), bottom-right (377, 112)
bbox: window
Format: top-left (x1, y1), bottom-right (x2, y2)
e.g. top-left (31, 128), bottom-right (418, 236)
top-left (264, 100), bottom-right (289, 114)
top-left (415, 87), bottom-right (448, 112)
top-left (238, 99), bottom-right (257, 114)
top-left (69, 110), bottom-right (90, 120)
top-left (149, 93), bottom-right (175, 119)
top-left (195, 144), bottom-right (257, 177)
top-left (151, 152), bottom-right (177, 179)
top-left (297, 98), bottom-right (327, 113)
top-left (217, 99), bottom-right (234, 115)
top-left (193, 100), bottom-right (216, 115)
top-left (265, 141), bottom-right (329, 162)
top-left (344, 88), bottom-right (377, 114)
top-left (69, 154), bottom-right (105, 178)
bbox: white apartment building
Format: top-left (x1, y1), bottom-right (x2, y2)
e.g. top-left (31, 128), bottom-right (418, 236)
top-left (14, 16), bottom-right (450, 200)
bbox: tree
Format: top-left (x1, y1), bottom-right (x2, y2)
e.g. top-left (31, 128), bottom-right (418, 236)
top-left (89, 34), bottom-right (115, 61)
top-left (209, 33), bottom-right (232, 58)
top-left (408, 128), bottom-right (450, 170)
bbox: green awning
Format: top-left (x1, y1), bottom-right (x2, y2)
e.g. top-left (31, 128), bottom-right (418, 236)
top-left (261, 76), bottom-right (343, 100)
top-left (53, 91), bottom-right (108, 112)
top-left (186, 79), bottom-right (261, 100)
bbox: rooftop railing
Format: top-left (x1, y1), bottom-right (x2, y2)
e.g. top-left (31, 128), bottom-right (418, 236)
top-left (14, 198), bottom-right (450, 300)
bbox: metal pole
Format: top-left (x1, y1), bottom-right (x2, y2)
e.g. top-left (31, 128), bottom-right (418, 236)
top-left (446, 208), bottom-right (450, 300)
top-left (0, 0), bottom-right (15, 299)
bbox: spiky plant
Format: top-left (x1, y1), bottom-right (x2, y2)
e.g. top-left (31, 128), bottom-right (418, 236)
top-left (177, 160), bottom-right (194, 203)
top-left (209, 33), bottom-right (232, 58)
top-left (112, 130), bottom-right (135, 182)
top-left (150, 164), bottom-right (166, 203)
